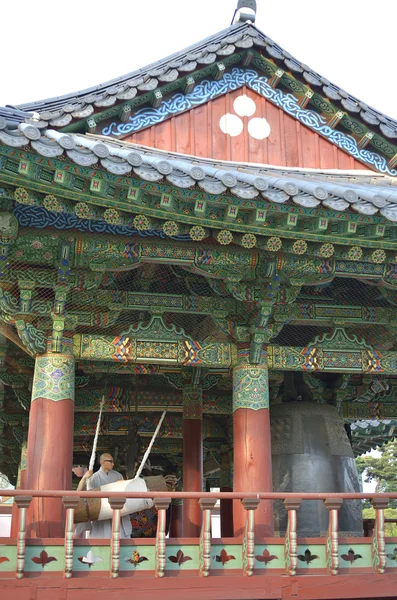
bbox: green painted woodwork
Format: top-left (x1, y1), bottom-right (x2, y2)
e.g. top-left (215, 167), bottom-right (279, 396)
top-left (31, 354), bottom-right (75, 403)
top-left (165, 545), bottom-right (199, 571)
top-left (183, 385), bottom-right (203, 420)
top-left (73, 327), bottom-right (233, 369)
top-left (296, 544), bottom-right (327, 570)
top-left (74, 387), bottom-right (231, 415)
top-left (254, 544), bottom-right (284, 569)
top-left (24, 545), bottom-right (65, 572)
top-left (273, 304), bottom-right (395, 327)
top-left (120, 546), bottom-right (155, 571)
top-left (233, 360), bottom-right (269, 411)
top-left (0, 545), bottom-right (16, 571)
top-left (70, 330), bottom-right (397, 374)
top-left (338, 543), bottom-right (372, 569)
top-left (0, 540), bottom-right (395, 577)
top-left (73, 413), bottom-right (226, 439)
top-left (211, 544), bottom-right (243, 570)
top-left (71, 545), bottom-right (111, 572)
top-left (3, 154), bottom-right (397, 253)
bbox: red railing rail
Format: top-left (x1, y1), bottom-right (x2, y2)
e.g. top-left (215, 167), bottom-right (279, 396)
top-left (2, 490), bottom-right (397, 500)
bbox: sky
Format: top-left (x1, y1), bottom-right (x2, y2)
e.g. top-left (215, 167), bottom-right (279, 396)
top-left (1, 0), bottom-right (396, 120)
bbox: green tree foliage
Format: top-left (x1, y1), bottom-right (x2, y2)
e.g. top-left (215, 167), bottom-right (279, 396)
top-left (356, 439), bottom-right (397, 508)
top-left (357, 440), bottom-right (397, 534)
top-left (362, 507), bottom-right (397, 536)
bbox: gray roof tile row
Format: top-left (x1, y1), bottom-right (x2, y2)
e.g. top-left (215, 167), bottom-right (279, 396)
top-left (1, 123), bottom-right (396, 223)
top-left (5, 22), bottom-right (396, 140)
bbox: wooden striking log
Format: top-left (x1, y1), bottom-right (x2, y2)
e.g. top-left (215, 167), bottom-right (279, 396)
top-left (74, 475), bottom-right (169, 523)
top-left (74, 478), bottom-right (152, 523)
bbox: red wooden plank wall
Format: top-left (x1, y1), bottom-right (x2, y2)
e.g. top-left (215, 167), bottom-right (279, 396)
top-left (125, 86), bottom-right (369, 171)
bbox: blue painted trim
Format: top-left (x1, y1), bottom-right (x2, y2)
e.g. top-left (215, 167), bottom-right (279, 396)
top-left (13, 204), bottom-right (191, 240)
top-left (101, 68), bottom-right (396, 177)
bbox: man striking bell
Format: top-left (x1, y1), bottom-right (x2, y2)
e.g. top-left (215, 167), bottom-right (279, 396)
top-left (78, 453), bottom-right (132, 538)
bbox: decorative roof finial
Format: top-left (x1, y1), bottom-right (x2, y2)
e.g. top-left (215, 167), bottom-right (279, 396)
top-left (232, 0), bottom-right (257, 25)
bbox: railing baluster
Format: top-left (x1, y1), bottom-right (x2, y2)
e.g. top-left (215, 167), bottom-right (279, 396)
top-left (242, 498), bottom-right (260, 577)
top-left (199, 498), bottom-right (216, 577)
top-left (14, 496), bottom-right (32, 580)
top-left (324, 498), bottom-right (342, 576)
top-left (154, 497), bottom-right (171, 578)
top-left (371, 498), bottom-right (389, 574)
top-left (109, 497), bottom-right (126, 579)
top-left (283, 498), bottom-right (301, 576)
top-left (63, 496), bottom-right (79, 579)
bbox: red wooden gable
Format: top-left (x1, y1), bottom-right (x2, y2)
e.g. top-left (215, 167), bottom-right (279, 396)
top-left (125, 86), bottom-right (368, 172)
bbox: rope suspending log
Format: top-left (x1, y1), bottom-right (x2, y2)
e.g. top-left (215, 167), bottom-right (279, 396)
top-left (134, 410), bottom-right (167, 480)
top-left (89, 396), bottom-right (105, 472)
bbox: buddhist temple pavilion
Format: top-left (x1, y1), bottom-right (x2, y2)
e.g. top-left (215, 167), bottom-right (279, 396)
top-left (0, 2), bottom-right (396, 598)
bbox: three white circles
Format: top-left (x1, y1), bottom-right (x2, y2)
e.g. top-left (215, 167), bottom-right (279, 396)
top-left (219, 94), bottom-right (271, 140)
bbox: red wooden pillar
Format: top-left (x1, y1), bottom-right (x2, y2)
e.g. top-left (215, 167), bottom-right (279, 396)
top-left (182, 384), bottom-right (203, 537)
top-left (233, 351), bottom-right (273, 538)
top-left (220, 446), bottom-right (234, 537)
top-left (169, 499), bottom-right (183, 537)
top-left (25, 353), bottom-right (75, 537)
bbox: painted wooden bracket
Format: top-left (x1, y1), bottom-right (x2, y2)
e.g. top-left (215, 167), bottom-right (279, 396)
top-left (62, 496), bottom-right (80, 579)
top-left (154, 497), bottom-right (171, 578)
top-left (324, 498), bottom-right (343, 575)
top-left (283, 498), bottom-right (302, 576)
top-left (242, 498), bottom-right (260, 576)
top-left (14, 495), bottom-right (32, 580)
top-left (371, 497), bottom-right (389, 574)
top-left (109, 497), bottom-right (126, 579)
top-left (199, 498), bottom-right (217, 577)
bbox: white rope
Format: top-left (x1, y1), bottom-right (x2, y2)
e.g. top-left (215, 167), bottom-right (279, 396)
top-left (134, 410), bottom-right (167, 480)
top-left (88, 396), bottom-right (105, 472)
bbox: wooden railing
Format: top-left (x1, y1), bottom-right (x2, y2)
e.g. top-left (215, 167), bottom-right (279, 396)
top-left (0, 490), bottom-right (397, 581)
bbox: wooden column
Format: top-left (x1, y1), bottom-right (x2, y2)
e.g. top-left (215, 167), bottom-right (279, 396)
top-left (169, 499), bottom-right (183, 537)
top-left (182, 384), bottom-right (203, 537)
top-left (220, 445), bottom-right (234, 537)
top-left (25, 353), bottom-right (75, 537)
top-left (233, 351), bottom-right (273, 538)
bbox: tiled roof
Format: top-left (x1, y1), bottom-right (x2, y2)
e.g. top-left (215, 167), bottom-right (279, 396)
top-left (9, 22), bottom-right (397, 140)
top-left (1, 122), bottom-right (397, 222)
top-left (0, 106), bottom-right (34, 126)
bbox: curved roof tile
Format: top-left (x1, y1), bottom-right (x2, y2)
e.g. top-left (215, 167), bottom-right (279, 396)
top-left (7, 22), bottom-right (396, 141)
top-left (1, 124), bottom-right (397, 222)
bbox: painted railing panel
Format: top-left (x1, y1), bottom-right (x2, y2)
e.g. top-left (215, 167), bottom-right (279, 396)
top-left (1, 541), bottom-right (397, 576)
top-left (254, 544), bottom-right (284, 570)
top-left (211, 544), bottom-right (242, 570)
top-left (1, 490), bottom-right (397, 581)
top-left (339, 543), bottom-right (372, 569)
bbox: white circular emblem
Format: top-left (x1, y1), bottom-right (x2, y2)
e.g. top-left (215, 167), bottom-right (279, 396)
top-left (219, 94), bottom-right (272, 140)
top-left (233, 94), bottom-right (256, 117)
top-left (219, 113), bottom-right (244, 137)
top-left (248, 117), bottom-right (271, 140)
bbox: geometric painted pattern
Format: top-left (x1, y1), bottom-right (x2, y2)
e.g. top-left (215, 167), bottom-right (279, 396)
top-left (31, 354), bottom-right (75, 403)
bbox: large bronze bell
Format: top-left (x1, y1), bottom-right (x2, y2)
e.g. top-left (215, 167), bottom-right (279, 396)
top-left (271, 401), bottom-right (363, 536)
